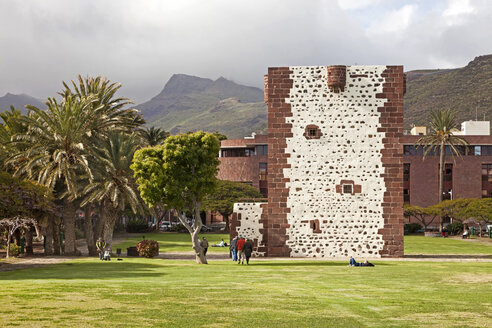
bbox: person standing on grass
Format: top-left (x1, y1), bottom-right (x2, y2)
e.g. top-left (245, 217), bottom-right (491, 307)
top-left (243, 239), bottom-right (253, 265)
top-left (236, 236), bottom-right (246, 264)
top-left (96, 237), bottom-right (106, 261)
top-left (200, 237), bottom-right (209, 256)
top-left (230, 236), bottom-right (238, 261)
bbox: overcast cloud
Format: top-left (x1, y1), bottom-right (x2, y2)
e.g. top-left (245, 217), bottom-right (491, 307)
top-left (1, 0), bottom-right (492, 103)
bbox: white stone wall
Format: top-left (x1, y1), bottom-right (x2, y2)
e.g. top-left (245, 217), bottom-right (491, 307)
top-left (233, 202), bottom-right (265, 256)
top-left (284, 66), bottom-right (387, 258)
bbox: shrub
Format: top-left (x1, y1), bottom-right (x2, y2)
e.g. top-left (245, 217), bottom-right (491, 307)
top-left (136, 240), bottom-right (159, 258)
top-left (126, 219), bottom-right (148, 233)
top-left (404, 223), bottom-right (422, 233)
top-left (446, 222), bottom-right (464, 235)
top-left (114, 221), bottom-right (125, 233)
top-left (169, 223), bottom-right (187, 233)
top-left (3, 244), bottom-right (21, 257)
top-left (75, 227), bottom-right (85, 239)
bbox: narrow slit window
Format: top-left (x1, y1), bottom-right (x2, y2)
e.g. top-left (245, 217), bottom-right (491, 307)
top-left (308, 128), bottom-right (317, 137)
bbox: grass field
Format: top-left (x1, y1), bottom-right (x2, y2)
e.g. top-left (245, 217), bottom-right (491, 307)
top-left (0, 258), bottom-right (491, 327)
top-left (113, 233), bottom-right (230, 253)
top-left (112, 233), bottom-right (492, 256)
top-left (404, 236), bottom-right (492, 255)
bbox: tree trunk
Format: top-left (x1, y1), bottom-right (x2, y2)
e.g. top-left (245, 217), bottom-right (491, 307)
top-left (63, 200), bottom-right (77, 256)
top-left (222, 212), bottom-right (231, 233)
top-left (95, 204), bottom-right (105, 241)
top-left (439, 142), bottom-right (445, 232)
top-left (34, 223), bottom-right (41, 240)
top-left (192, 202), bottom-right (207, 264)
top-left (25, 227), bottom-right (33, 255)
top-left (53, 222), bottom-right (60, 255)
top-left (102, 205), bottom-right (118, 250)
top-left (85, 206), bottom-right (96, 256)
top-left (44, 218), bottom-right (54, 255)
top-left (6, 233), bottom-right (11, 258)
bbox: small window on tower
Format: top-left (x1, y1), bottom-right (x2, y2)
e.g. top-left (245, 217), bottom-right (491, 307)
top-left (308, 128), bottom-right (317, 137)
top-left (343, 184), bottom-right (353, 194)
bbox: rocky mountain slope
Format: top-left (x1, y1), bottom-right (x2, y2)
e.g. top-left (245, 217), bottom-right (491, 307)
top-left (0, 93), bottom-right (45, 113)
top-left (404, 55), bottom-right (492, 129)
top-left (136, 74), bottom-right (266, 138)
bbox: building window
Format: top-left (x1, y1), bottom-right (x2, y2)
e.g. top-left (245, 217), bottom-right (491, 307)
top-left (482, 164), bottom-right (492, 198)
top-left (403, 189), bottom-right (410, 203)
top-left (303, 124), bottom-right (323, 140)
top-left (403, 164), bottom-right (410, 182)
top-left (259, 162), bottom-right (267, 181)
top-left (256, 145), bottom-right (268, 156)
top-left (439, 164), bottom-right (453, 200)
top-left (343, 184), bottom-right (353, 194)
top-left (221, 148), bottom-right (255, 157)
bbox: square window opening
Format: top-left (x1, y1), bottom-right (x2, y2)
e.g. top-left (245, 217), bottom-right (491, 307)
top-left (343, 184), bottom-right (353, 194)
top-left (308, 128), bottom-right (317, 137)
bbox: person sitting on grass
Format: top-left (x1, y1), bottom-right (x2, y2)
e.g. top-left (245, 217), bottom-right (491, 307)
top-left (349, 256), bottom-right (375, 267)
top-left (96, 237), bottom-right (106, 261)
top-left (212, 239), bottom-right (227, 247)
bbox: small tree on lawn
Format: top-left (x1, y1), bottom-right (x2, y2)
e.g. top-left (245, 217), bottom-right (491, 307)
top-left (202, 180), bottom-right (263, 232)
top-left (403, 203), bottom-right (440, 231)
top-left (131, 131), bottom-right (220, 264)
top-left (461, 198), bottom-right (492, 237)
top-left (0, 216), bottom-right (36, 258)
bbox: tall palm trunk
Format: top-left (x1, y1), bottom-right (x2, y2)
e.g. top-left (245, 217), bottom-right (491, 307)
top-left (63, 200), bottom-right (77, 255)
top-left (102, 204), bottom-right (118, 249)
top-left (53, 222), bottom-right (61, 255)
top-left (25, 227), bottom-right (33, 255)
top-left (439, 142), bottom-right (445, 232)
top-left (84, 206), bottom-right (96, 256)
top-left (95, 204), bottom-right (105, 240)
top-left (44, 218), bottom-right (54, 255)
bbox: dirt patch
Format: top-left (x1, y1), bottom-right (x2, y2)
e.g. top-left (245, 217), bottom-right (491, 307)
top-left (448, 273), bottom-right (492, 284)
top-left (0, 256), bottom-right (74, 272)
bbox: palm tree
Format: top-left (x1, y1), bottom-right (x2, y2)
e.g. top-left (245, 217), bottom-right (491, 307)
top-left (61, 75), bottom-right (145, 134)
top-left (416, 109), bottom-right (469, 231)
top-left (8, 95), bottom-right (103, 255)
top-left (81, 131), bottom-right (143, 248)
top-left (139, 126), bottom-right (169, 146)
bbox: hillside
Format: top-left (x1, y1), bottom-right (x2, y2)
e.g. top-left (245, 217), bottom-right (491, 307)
top-left (404, 55), bottom-right (492, 129)
top-left (0, 93), bottom-right (45, 113)
top-left (136, 74), bottom-right (267, 138)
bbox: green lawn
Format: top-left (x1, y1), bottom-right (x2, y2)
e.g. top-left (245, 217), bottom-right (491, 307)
top-left (404, 236), bottom-right (492, 255)
top-left (0, 258), bottom-right (491, 327)
top-left (112, 233), bottom-right (492, 256)
top-left (113, 232), bottom-right (230, 253)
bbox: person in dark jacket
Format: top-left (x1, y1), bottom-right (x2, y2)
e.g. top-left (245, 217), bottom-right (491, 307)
top-left (230, 236), bottom-right (238, 262)
top-left (242, 239), bottom-right (254, 265)
top-left (200, 237), bottom-right (209, 256)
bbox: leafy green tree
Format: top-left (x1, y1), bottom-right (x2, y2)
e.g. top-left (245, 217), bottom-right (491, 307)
top-left (403, 203), bottom-right (440, 231)
top-left (434, 198), bottom-right (474, 223)
top-left (416, 109), bottom-right (468, 231)
top-left (82, 132), bottom-right (143, 248)
top-left (461, 198), bottom-right (492, 236)
top-left (132, 131), bottom-right (220, 264)
top-left (0, 107), bottom-right (29, 171)
top-left (139, 127), bottom-right (170, 147)
top-left (202, 180), bottom-right (263, 232)
top-left (0, 171), bottom-right (54, 257)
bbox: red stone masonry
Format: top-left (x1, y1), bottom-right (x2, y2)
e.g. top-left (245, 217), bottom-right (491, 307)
top-left (261, 67), bottom-right (294, 257)
top-left (327, 65), bottom-right (347, 93)
top-left (377, 66), bottom-right (405, 257)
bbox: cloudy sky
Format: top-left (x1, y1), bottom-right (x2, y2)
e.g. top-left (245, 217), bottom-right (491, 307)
top-left (1, 0), bottom-right (492, 103)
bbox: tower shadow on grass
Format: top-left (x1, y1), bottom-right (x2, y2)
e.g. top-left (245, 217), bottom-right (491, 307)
top-left (0, 261), bottom-right (168, 280)
top-left (248, 261), bottom-right (392, 267)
